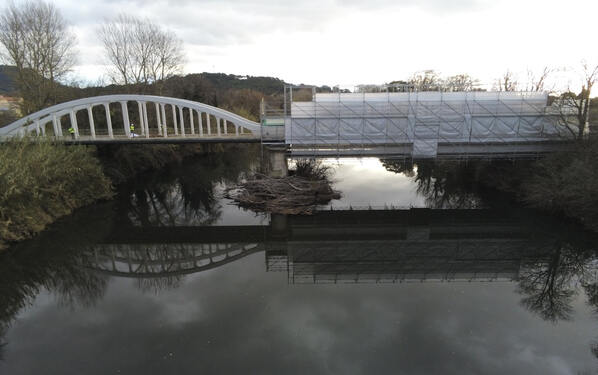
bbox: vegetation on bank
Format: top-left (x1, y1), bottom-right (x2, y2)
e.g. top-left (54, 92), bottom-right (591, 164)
top-left (0, 139), bottom-right (113, 250)
top-left (521, 139), bottom-right (598, 231)
top-left (382, 138), bottom-right (598, 232)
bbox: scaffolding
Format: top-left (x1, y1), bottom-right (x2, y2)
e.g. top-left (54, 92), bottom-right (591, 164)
top-left (265, 87), bottom-right (576, 158)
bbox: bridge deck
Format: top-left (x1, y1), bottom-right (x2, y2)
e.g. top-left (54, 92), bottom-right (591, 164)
top-left (57, 134), bottom-right (265, 145)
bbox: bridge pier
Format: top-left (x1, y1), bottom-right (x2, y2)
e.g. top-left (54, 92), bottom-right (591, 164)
top-left (266, 146), bottom-right (288, 178)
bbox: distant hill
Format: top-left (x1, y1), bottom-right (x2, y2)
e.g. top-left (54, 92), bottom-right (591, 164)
top-left (192, 73), bottom-right (287, 95)
top-left (0, 65), bottom-right (17, 95)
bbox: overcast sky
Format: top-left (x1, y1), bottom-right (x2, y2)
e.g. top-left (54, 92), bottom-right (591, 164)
top-left (55, 0), bottom-right (597, 90)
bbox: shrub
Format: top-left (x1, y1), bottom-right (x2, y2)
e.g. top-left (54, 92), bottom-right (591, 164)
top-left (292, 159), bottom-right (332, 181)
top-left (0, 139), bottom-right (113, 249)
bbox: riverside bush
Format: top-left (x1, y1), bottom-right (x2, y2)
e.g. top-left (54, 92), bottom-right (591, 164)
top-left (522, 140), bottom-right (598, 231)
top-left (0, 139), bottom-right (113, 249)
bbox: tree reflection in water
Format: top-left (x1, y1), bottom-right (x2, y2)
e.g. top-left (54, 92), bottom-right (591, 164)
top-left (118, 146), bottom-right (259, 227)
top-left (110, 146), bottom-right (259, 292)
top-left (384, 157), bottom-right (598, 358)
top-left (4, 152), bottom-right (598, 363)
top-left (0, 145), bottom-right (260, 355)
top-left (0, 204), bottom-right (113, 360)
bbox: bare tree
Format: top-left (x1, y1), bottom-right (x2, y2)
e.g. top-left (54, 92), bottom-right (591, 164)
top-left (494, 70), bottom-right (518, 92)
top-left (0, 1), bottom-right (76, 114)
top-left (444, 74), bottom-right (479, 92)
top-left (525, 66), bottom-right (553, 92)
top-left (99, 15), bottom-right (185, 92)
top-left (552, 62), bottom-right (597, 139)
top-left (409, 70), bottom-right (442, 91)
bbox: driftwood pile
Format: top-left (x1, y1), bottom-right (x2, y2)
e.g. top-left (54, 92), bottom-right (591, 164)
top-left (225, 173), bottom-right (341, 215)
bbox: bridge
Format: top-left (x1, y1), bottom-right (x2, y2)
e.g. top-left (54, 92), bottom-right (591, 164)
top-left (0, 95), bottom-right (263, 143)
top-left (84, 208), bottom-right (560, 283)
top-left (0, 90), bottom-right (577, 158)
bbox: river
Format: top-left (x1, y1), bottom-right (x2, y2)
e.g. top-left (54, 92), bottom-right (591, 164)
top-left (1, 145), bottom-right (597, 374)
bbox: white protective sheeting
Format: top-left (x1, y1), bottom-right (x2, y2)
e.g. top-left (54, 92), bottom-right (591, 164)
top-left (286, 91), bottom-right (568, 156)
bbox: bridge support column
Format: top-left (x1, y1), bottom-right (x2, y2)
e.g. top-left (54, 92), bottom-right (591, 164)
top-left (34, 120), bottom-right (40, 136)
top-left (53, 115), bottom-right (63, 137)
top-left (206, 114), bottom-right (211, 135)
top-left (69, 110), bottom-right (79, 139)
top-left (104, 103), bottom-right (114, 139)
top-left (161, 104), bottom-right (168, 137)
top-left (223, 120), bottom-right (228, 135)
top-left (270, 214), bottom-right (289, 239)
top-left (178, 106), bottom-right (186, 137)
top-left (137, 102), bottom-right (145, 136)
top-left (155, 103), bottom-right (162, 136)
top-left (142, 102), bottom-right (149, 139)
top-left (87, 105), bottom-right (96, 139)
top-left (40, 120), bottom-right (46, 136)
top-left (464, 114), bottom-right (472, 143)
top-left (172, 105), bottom-right (178, 135)
top-left (189, 108), bottom-right (195, 135)
top-left (198, 111), bottom-right (203, 136)
top-left (267, 146), bottom-right (288, 178)
top-left (120, 101), bottom-right (131, 137)
top-left (235, 125), bottom-right (239, 136)
top-left (216, 117), bottom-right (221, 136)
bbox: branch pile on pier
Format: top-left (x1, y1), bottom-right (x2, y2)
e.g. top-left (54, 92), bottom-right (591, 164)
top-left (225, 173), bottom-right (341, 215)
top-left (225, 159), bottom-right (341, 215)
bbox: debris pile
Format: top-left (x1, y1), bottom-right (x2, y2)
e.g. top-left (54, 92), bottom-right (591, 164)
top-left (225, 160), bottom-right (341, 215)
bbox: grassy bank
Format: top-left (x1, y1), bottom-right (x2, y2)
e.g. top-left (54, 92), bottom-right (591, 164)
top-left (0, 139), bottom-right (113, 250)
top-left (0, 141), bottom-right (251, 250)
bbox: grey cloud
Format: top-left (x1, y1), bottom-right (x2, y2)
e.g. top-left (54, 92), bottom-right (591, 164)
top-left (56, 0), bottom-right (494, 50)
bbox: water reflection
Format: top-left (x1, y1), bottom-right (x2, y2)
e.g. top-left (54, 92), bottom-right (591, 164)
top-left (3, 153), bottom-right (598, 373)
top-left (117, 146), bottom-right (259, 227)
top-left (6, 206), bottom-right (597, 323)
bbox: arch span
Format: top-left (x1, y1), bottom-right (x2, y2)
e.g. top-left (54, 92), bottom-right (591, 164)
top-left (87, 242), bottom-right (263, 278)
top-left (0, 95), bottom-right (261, 140)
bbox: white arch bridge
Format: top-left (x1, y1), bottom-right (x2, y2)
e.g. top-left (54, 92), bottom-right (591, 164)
top-left (0, 95), bottom-right (264, 143)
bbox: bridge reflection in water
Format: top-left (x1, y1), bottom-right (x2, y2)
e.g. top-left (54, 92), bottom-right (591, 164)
top-left (86, 208), bottom-right (557, 284)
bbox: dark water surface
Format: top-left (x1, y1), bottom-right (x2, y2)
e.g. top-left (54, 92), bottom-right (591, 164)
top-left (2, 148), bottom-right (598, 375)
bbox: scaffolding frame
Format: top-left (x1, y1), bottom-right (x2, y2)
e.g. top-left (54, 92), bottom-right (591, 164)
top-left (265, 86), bottom-right (575, 159)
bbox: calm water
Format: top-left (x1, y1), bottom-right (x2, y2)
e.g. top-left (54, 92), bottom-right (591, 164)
top-left (2, 147), bottom-right (598, 375)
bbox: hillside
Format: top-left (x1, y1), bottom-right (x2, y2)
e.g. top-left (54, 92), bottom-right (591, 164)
top-left (196, 73), bottom-right (286, 95)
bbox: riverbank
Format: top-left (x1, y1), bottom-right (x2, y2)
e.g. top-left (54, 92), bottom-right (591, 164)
top-left (0, 139), bottom-right (113, 250)
top-left (392, 139), bottom-right (598, 232)
top-left (521, 139), bottom-right (598, 232)
top-left (0, 140), bottom-right (258, 250)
